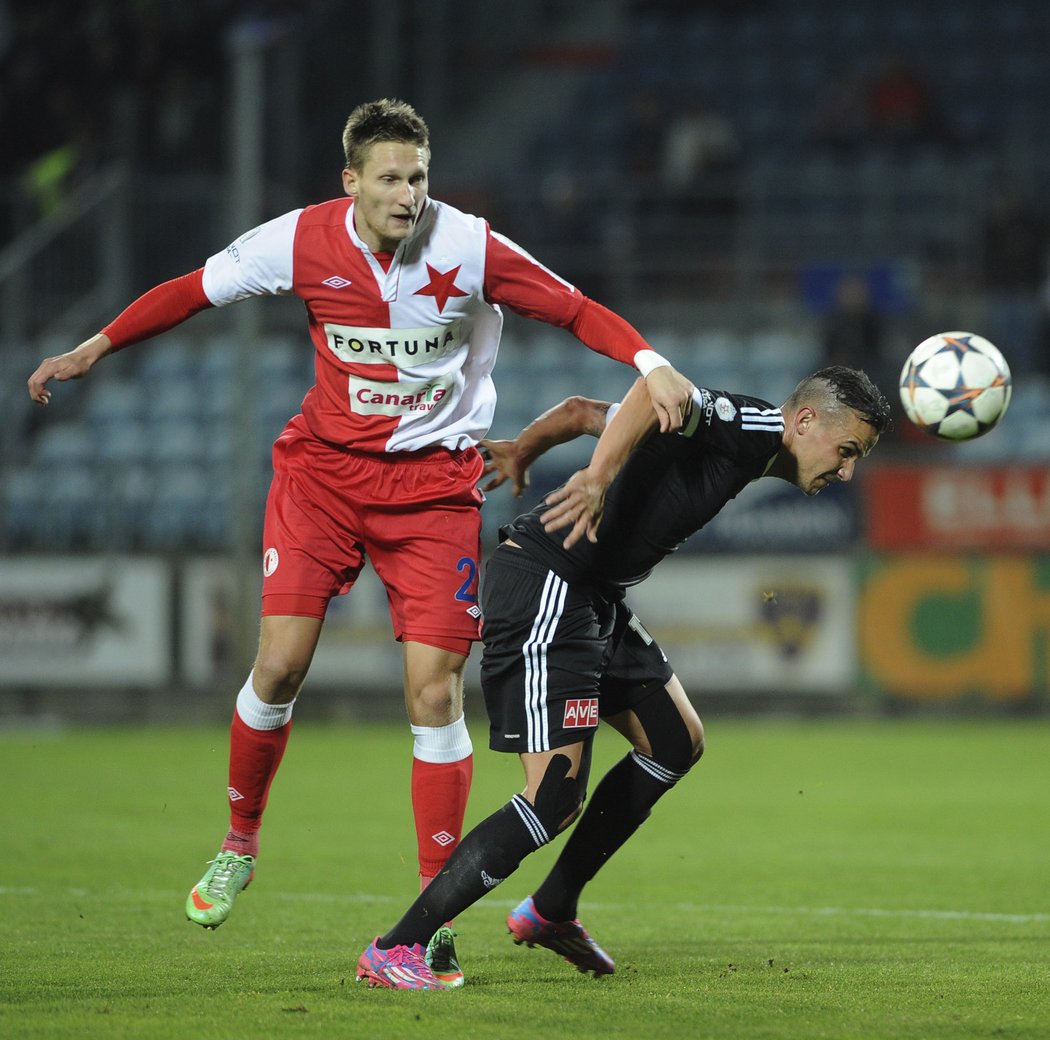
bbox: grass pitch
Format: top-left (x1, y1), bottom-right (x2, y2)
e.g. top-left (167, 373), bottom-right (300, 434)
top-left (1, 716), bottom-right (1047, 1039)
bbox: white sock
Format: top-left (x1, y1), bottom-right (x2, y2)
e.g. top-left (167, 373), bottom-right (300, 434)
top-left (410, 714), bottom-right (473, 764)
top-left (235, 670), bottom-right (295, 730)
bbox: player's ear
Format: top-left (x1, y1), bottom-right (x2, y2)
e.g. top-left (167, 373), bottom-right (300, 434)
top-left (794, 405), bottom-right (815, 435)
top-left (342, 167), bottom-right (357, 197)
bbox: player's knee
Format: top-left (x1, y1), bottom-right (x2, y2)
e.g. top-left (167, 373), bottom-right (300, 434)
top-left (531, 753), bottom-right (585, 835)
top-left (408, 674), bottom-right (464, 722)
top-left (648, 705), bottom-right (704, 775)
top-left (689, 718), bottom-right (705, 767)
top-left (252, 653), bottom-right (309, 701)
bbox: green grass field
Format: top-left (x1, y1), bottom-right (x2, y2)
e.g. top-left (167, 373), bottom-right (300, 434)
top-left (2, 717), bottom-right (1047, 1039)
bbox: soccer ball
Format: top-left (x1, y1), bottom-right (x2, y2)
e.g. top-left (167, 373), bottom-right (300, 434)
top-left (898, 331), bottom-right (1012, 441)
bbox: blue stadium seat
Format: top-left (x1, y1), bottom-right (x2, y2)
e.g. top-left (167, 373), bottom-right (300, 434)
top-left (32, 422), bottom-right (95, 468)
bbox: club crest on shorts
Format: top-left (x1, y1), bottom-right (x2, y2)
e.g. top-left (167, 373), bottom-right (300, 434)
top-left (563, 698), bottom-right (599, 729)
top-left (262, 547), bottom-right (279, 577)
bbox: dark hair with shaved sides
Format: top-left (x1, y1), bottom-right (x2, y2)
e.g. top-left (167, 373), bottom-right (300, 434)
top-left (785, 365), bottom-right (891, 435)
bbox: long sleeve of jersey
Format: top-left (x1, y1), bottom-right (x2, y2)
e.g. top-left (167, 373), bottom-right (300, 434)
top-left (101, 269), bottom-right (213, 350)
top-left (482, 230), bottom-right (650, 367)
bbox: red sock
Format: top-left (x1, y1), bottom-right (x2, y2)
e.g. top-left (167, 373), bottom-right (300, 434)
top-left (412, 755), bottom-right (473, 888)
top-left (221, 712), bottom-right (292, 858)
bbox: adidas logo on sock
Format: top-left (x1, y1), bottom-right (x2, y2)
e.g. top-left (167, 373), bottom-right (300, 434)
top-left (481, 870), bottom-right (505, 889)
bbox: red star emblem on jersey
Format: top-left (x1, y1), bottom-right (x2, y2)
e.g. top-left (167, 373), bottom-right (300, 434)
top-left (414, 263), bottom-right (469, 313)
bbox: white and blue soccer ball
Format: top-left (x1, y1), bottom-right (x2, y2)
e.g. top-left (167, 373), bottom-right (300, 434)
top-left (898, 331), bottom-right (1012, 441)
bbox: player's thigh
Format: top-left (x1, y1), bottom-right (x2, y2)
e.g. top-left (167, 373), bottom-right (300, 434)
top-left (480, 546), bottom-right (609, 755)
top-left (367, 500), bottom-right (482, 646)
top-left (599, 606), bottom-right (702, 763)
top-left (261, 461), bottom-right (366, 602)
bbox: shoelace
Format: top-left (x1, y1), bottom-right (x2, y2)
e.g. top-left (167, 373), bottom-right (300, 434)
top-left (203, 855), bottom-right (250, 898)
top-left (379, 944), bottom-right (432, 978)
top-left (428, 930), bottom-right (455, 971)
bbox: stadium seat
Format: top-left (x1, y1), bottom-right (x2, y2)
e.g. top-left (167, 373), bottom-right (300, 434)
top-left (32, 422), bottom-right (95, 468)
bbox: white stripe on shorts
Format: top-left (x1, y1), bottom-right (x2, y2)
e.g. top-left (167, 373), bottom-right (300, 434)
top-left (522, 569), bottom-right (569, 753)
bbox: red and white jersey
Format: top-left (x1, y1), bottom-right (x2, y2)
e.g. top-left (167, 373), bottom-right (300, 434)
top-left (202, 196), bottom-right (600, 453)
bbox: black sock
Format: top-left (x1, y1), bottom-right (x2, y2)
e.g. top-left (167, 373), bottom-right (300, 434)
top-left (381, 795), bottom-right (549, 949)
top-left (532, 751), bottom-right (682, 922)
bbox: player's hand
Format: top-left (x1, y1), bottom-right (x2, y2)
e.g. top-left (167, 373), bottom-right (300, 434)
top-left (644, 365), bottom-right (694, 432)
top-left (27, 334), bottom-right (111, 405)
top-left (539, 466), bottom-right (607, 549)
top-left (479, 438), bottom-right (530, 496)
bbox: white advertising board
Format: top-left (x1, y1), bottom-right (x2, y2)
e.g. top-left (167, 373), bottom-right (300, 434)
top-left (624, 556), bottom-right (855, 693)
top-left (181, 555), bottom-right (854, 696)
top-left (0, 557), bottom-right (171, 685)
top-left (180, 559), bottom-right (406, 691)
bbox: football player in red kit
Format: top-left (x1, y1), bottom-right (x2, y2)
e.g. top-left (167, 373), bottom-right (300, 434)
top-left (27, 98), bottom-right (692, 986)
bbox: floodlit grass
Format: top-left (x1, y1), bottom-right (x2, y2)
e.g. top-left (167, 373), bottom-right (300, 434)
top-left (2, 717), bottom-right (1048, 1039)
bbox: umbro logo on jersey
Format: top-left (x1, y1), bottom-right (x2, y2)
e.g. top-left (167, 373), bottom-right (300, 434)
top-left (322, 275), bottom-right (352, 289)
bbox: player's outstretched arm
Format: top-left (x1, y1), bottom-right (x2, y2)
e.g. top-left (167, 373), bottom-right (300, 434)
top-left (480, 396), bottom-right (611, 496)
top-left (27, 333), bottom-right (113, 405)
top-left (28, 270), bottom-right (214, 406)
top-left (541, 377), bottom-right (659, 549)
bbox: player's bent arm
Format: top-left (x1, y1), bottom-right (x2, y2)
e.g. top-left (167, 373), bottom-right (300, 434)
top-left (27, 333), bottom-right (114, 404)
top-left (483, 234), bottom-right (691, 429)
top-left (480, 396), bottom-right (611, 496)
top-left (569, 298), bottom-right (692, 432)
top-left (541, 378), bottom-right (658, 547)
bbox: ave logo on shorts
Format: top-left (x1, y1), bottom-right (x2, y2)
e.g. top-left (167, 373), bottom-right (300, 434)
top-left (563, 698), bottom-right (599, 729)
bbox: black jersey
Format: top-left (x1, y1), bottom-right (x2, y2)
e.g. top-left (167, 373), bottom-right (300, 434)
top-left (504, 387), bottom-right (784, 594)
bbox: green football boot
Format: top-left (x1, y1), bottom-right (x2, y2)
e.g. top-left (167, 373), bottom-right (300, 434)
top-left (185, 851), bottom-right (255, 929)
top-left (425, 925), bottom-right (465, 988)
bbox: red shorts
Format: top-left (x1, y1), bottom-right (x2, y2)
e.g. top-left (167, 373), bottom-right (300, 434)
top-left (260, 415), bottom-right (484, 649)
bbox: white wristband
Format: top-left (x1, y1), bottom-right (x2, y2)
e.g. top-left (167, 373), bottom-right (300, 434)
top-left (634, 349), bottom-right (671, 377)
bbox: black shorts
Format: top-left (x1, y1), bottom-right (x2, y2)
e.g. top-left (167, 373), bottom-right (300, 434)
top-left (480, 544), bottom-right (673, 754)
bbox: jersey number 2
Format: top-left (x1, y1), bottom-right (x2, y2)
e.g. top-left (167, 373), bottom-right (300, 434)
top-left (455, 557), bottom-right (477, 603)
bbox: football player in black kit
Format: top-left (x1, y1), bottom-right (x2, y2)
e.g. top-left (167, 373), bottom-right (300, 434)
top-left (357, 365), bottom-right (890, 990)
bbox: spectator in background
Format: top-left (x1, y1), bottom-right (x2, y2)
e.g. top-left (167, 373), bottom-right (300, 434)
top-left (867, 49), bottom-right (951, 149)
top-left (811, 67), bottom-right (869, 155)
top-left (661, 95), bottom-right (740, 188)
top-left (624, 87), bottom-right (669, 185)
top-left (530, 170), bottom-right (606, 300)
top-left (659, 95), bottom-right (742, 252)
top-left (981, 182), bottom-right (1048, 376)
top-left (821, 272), bottom-right (897, 400)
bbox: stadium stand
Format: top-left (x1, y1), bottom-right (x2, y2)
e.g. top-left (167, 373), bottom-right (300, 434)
top-left (2, 0), bottom-right (1048, 552)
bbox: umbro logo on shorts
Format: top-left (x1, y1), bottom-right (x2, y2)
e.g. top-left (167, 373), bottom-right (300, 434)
top-left (563, 698), bottom-right (599, 729)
